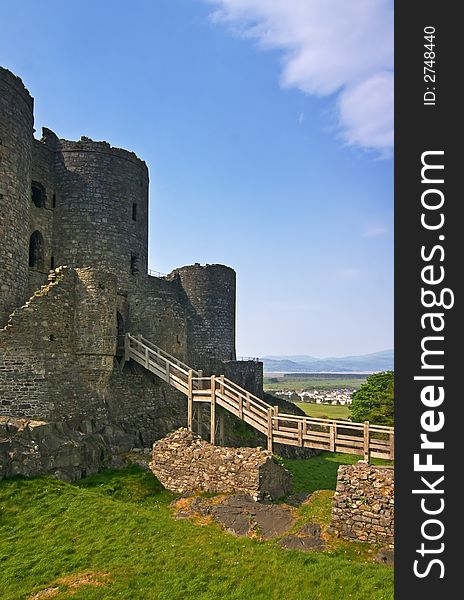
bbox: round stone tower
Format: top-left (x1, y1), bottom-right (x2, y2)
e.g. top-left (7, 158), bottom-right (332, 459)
top-left (52, 137), bottom-right (148, 290)
top-left (171, 263), bottom-right (236, 364)
top-left (0, 67), bottom-right (34, 326)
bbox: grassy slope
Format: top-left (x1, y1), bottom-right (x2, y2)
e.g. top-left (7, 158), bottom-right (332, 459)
top-left (0, 457), bottom-right (393, 600)
top-left (295, 402), bottom-right (351, 419)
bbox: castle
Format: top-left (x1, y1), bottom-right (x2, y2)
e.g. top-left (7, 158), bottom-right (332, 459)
top-left (0, 66), bottom-right (264, 463)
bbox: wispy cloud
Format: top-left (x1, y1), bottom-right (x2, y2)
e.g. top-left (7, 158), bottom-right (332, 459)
top-left (337, 267), bottom-right (362, 280)
top-left (207, 0), bottom-right (393, 155)
top-left (363, 224), bottom-right (389, 238)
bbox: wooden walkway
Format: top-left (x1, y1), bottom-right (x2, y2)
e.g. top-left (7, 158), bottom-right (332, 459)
top-left (124, 333), bottom-right (394, 461)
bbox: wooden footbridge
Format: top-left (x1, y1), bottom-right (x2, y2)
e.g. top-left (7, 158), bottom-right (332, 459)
top-left (124, 334), bottom-right (394, 461)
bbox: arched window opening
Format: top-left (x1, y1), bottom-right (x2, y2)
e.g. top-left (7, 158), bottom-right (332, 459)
top-left (132, 203), bottom-right (137, 221)
top-left (29, 231), bottom-right (45, 270)
top-left (31, 182), bottom-right (46, 208)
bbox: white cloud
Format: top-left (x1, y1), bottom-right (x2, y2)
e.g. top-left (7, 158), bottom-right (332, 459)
top-left (337, 267), bottom-right (362, 280)
top-left (363, 224), bottom-right (389, 238)
top-left (207, 0), bottom-right (393, 154)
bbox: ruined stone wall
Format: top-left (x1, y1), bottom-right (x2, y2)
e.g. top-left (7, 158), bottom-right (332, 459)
top-left (329, 464), bottom-right (394, 548)
top-left (150, 428), bottom-right (293, 500)
top-left (52, 137), bottom-right (149, 290)
top-left (0, 267), bottom-right (117, 420)
top-left (169, 264), bottom-right (236, 366)
top-left (0, 67), bottom-right (34, 326)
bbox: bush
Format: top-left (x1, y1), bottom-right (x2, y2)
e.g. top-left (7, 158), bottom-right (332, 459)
top-left (350, 371), bottom-right (394, 426)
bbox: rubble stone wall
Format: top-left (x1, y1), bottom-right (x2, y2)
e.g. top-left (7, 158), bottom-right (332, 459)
top-left (329, 463), bottom-right (394, 547)
top-left (149, 428), bottom-right (293, 500)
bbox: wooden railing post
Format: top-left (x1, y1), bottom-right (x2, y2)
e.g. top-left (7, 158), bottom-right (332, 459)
top-left (298, 420), bottom-right (303, 447)
top-left (246, 392), bottom-right (250, 413)
top-left (329, 422), bottom-right (336, 452)
top-left (238, 394), bottom-right (243, 419)
top-left (210, 375), bottom-right (216, 445)
top-left (187, 369), bottom-right (193, 431)
top-left (165, 359), bottom-right (170, 382)
top-left (389, 430), bottom-right (395, 461)
top-left (220, 375), bottom-right (224, 395)
top-left (267, 407), bottom-right (273, 452)
top-left (273, 406), bottom-right (279, 431)
top-left (144, 346), bottom-right (149, 369)
top-left (198, 369), bottom-right (203, 391)
top-left (364, 421), bottom-right (370, 462)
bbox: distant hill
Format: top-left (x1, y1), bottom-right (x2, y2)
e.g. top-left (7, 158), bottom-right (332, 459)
top-left (262, 349), bottom-right (393, 373)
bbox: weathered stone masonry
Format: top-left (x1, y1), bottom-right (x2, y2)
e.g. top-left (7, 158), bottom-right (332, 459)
top-left (0, 65), bottom-right (273, 477)
top-left (0, 68), bottom-right (33, 325)
top-left (150, 428), bottom-right (293, 500)
top-left (329, 464), bottom-right (394, 548)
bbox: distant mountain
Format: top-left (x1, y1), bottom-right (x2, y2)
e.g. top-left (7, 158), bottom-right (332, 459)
top-left (262, 349), bottom-right (393, 373)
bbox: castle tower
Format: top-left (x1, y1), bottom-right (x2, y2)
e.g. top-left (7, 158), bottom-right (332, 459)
top-left (171, 263), bottom-right (236, 364)
top-left (0, 67), bottom-right (34, 326)
top-left (52, 137), bottom-right (149, 290)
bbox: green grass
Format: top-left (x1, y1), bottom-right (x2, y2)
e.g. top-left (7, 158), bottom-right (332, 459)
top-left (283, 452), bottom-right (392, 494)
top-left (0, 458), bottom-right (393, 600)
top-left (264, 376), bottom-right (366, 392)
top-left (295, 402), bottom-right (351, 420)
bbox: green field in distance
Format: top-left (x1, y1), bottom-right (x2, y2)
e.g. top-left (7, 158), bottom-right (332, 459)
top-left (263, 375), bottom-right (366, 392)
top-left (295, 402), bottom-right (351, 420)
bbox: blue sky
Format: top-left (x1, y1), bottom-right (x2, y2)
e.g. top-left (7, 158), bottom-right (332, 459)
top-left (0, 0), bottom-right (393, 357)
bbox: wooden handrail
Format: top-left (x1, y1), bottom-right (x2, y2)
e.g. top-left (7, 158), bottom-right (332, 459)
top-left (124, 333), bottom-right (395, 460)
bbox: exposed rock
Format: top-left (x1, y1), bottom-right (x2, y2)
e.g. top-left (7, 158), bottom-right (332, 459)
top-left (285, 492), bottom-right (312, 507)
top-left (277, 535), bottom-right (326, 552)
top-left (0, 416), bottom-right (141, 482)
top-left (374, 548), bottom-right (394, 566)
top-left (150, 428), bottom-right (293, 501)
top-left (173, 493), bottom-right (295, 539)
top-left (298, 522), bottom-right (321, 537)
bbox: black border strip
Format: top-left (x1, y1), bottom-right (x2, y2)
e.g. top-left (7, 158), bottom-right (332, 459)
top-left (395, 2), bottom-right (460, 595)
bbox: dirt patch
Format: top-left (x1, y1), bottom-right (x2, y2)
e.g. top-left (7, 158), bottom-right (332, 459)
top-left (28, 572), bottom-right (109, 599)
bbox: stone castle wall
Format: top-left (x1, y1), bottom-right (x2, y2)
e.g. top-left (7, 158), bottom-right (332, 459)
top-left (53, 137), bottom-right (149, 291)
top-left (169, 264), bottom-right (236, 366)
top-left (27, 138), bottom-right (56, 297)
top-left (0, 66), bottom-right (267, 474)
top-left (329, 463), bottom-right (394, 548)
top-left (0, 267), bottom-right (117, 420)
top-left (0, 67), bottom-right (34, 325)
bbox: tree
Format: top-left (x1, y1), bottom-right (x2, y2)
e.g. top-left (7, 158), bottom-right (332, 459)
top-left (350, 371), bottom-right (394, 425)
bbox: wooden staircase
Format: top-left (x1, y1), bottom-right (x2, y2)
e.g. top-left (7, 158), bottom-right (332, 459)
top-left (124, 333), bottom-right (394, 461)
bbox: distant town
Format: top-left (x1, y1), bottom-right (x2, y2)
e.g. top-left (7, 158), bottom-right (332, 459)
top-left (273, 388), bottom-right (355, 406)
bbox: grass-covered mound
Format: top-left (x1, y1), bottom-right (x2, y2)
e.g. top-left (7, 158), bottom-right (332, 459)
top-left (0, 454), bottom-right (393, 600)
